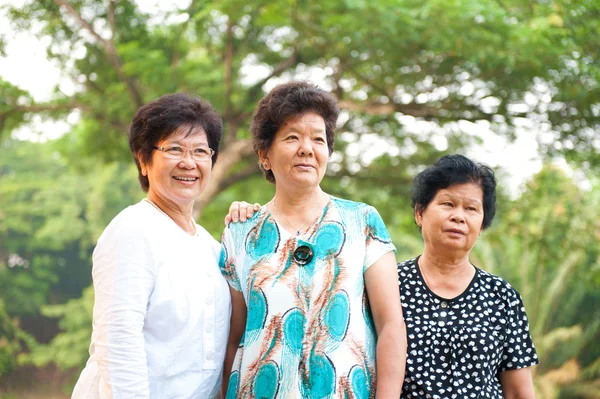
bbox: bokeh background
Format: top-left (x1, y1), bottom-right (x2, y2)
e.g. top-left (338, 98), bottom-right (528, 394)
top-left (0, 0), bottom-right (599, 397)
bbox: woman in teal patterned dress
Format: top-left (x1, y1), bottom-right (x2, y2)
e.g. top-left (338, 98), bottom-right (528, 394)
top-left (219, 81), bottom-right (406, 399)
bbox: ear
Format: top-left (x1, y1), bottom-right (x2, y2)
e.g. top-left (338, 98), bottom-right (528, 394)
top-left (414, 205), bottom-right (424, 227)
top-left (137, 152), bottom-right (148, 176)
top-left (258, 150), bottom-right (270, 170)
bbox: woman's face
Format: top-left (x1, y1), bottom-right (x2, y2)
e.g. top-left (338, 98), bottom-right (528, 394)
top-left (142, 127), bottom-right (212, 207)
top-left (416, 182), bottom-right (485, 256)
top-left (261, 112), bottom-right (329, 190)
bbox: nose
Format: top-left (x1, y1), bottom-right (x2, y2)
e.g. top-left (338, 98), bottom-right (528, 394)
top-left (450, 209), bottom-right (465, 224)
top-left (298, 138), bottom-right (314, 157)
top-left (178, 148), bottom-right (196, 167)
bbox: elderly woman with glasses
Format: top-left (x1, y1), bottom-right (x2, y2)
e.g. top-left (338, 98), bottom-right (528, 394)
top-left (73, 93), bottom-right (229, 398)
top-left (219, 81), bottom-right (406, 399)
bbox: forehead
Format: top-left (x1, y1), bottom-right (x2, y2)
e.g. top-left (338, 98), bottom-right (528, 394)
top-left (279, 112), bottom-right (326, 131)
top-left (435, 182), bottom-right (483, 202)
top-left (160, 125), bottom-right (208, 144)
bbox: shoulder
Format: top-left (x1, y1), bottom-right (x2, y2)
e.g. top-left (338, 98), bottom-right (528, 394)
top-left (330, 196), bottom-right (377, 218)
top-left (476, 268), bottom-right (523, 305)
top-left (99, 201), bottom-right (155, 240)
top-left (221, 207), bottom-right (270, 246)
top-left (397, 257), bottom-right (418, 284)
top-left (330, 196), bottom-right (386, 225)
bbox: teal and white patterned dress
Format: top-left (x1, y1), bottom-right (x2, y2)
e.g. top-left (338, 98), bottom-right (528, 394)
top-left (219, 196), bottom-right (395, 399)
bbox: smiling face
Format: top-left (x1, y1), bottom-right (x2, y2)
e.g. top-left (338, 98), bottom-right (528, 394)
top-left (260, 112), bottom-right (329, 190)
top-left (416, 182), bottom-right (485, 257)
top-left (141, 127), bottom-right (212, 208)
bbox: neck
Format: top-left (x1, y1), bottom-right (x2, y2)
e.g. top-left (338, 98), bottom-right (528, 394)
top-left (418, 247), bottom-right (475, 299)
top-left (419, 248), bottom-right (471, 276)
top-left (270, 186), bottom-right (327, 236)
top-left (146, 192), bottom-right (195, 235)
top-left (273, 186), bottom-right (325, 213)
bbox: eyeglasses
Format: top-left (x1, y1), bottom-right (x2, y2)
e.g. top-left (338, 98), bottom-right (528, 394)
top-left (293, 245), bottom-right (314, 266)
top-left (153, 145), bottom-right (215, 162)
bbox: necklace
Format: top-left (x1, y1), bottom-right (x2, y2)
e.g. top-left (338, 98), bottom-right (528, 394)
top-left (143, 198), bottom-right (197, 236)
top-left (272, 195), bottom-right (322, 236)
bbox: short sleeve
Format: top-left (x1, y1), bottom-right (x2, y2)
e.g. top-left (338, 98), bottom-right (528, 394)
top-left (499, 290), bottom-right (539, 372)
top-left (363, 206), bottom-right (396, 272)
top-left (219, 226), bottom-right (242, 292)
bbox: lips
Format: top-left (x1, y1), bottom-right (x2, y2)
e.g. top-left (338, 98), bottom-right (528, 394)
top-left (295, 163), bottom-right (315, 169)
top-left (445, 228), bottom-right (466, 235)
top-left (173, 176), bottom-right (198, 182)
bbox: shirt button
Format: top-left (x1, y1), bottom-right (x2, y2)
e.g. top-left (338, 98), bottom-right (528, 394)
top-left (206, 350), bottom-right (214, 360)
top-left (441, 301), bottom-right (448, 308)
top-left (205, 296), bottom-right (214, 305)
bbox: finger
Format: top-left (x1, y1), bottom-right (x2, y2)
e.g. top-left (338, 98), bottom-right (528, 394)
top-left (239, 202), bottom-right (248, 222)
top-left (229, 202), bottom-right (240, 223)
top-left (224, 214), bottom-right (232, 226)
top-left (246, 203), bottom-right (254, 220)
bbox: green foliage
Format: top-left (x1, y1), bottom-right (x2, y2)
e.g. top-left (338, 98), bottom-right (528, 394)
top-left (0, 299), bottom-right (23, 376)
top-left (1, 0), bottom-right (598, 171)
top-left (22, 286), bottom-right (93, 370)
top-left (0, 138), bottom-right (140, 315)
top-left (471, 165), bottom-right (600, 398)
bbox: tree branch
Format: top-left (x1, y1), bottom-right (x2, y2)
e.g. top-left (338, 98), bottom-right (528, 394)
top-left (219, 163), bottom-right (260, 191)
top-left (53, 0), bottom-right (144, 108)
top-left (224, 18), bottom-right (235, 142)
top-left (193, 139), bottom-right (256, 217)
top-left (244, 50), bottom-right (299, 107)
top-left (338, 100), bottom-right (495, 122)
top-left (54, 0), bottom-right (106, 44)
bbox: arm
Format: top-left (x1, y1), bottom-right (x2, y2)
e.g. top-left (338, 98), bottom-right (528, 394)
top-left (221, 286), bottom-right (247, 397)
top-left (92, 223), bottom-right (155, 398)
top-left (364, 251), bottom-right (406, 399)
top-left (499, 367), bottom-right (536, 398)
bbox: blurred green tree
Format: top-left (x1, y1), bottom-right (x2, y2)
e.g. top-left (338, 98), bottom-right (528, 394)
top-left (1, 0), bottom-right (598, 219)
top-left (472, 165), bottom-right (600, 398)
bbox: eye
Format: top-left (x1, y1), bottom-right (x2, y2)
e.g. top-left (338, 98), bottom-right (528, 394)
top-left (286, 134), bottom-right (299, 140)
top-left (443, 202), bottom-right (453, 207)
top-left (166, 146), bottom-right (184, 156)
top-left (314, 136), bottom-right (326, 143)
top-left (193, 147), bottom-right (210, 156)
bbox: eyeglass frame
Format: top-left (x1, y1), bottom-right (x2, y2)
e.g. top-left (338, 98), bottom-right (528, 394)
top-left (153, 145), bottom-right (215, 162)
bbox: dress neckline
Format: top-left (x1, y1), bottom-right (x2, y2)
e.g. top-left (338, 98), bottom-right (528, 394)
top-left (412, 255), bottom-right (480, 303)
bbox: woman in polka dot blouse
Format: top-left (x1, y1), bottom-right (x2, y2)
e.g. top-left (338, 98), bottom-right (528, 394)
top-left (399, 154), bottom-right (538, 398)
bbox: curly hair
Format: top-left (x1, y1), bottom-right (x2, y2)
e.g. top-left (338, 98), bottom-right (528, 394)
top-left (129, 93), bottom-right (222, 192)
top-left (250, 81), bottom-right (339, 183)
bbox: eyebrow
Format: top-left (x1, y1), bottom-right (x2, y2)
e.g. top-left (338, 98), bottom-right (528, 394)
top-left (165, 140), bottom-right (209, 147)
top-left (438, 193), bottom-right (482, 205)
top-left (285, 127), bottom-right (327, 134)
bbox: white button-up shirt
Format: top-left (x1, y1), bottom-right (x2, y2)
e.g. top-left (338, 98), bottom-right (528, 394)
top-left (72, 201), bottom-right (231, 399)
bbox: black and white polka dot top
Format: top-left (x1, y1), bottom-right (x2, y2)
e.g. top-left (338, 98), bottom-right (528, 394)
top-left (398, 257), bottom-right (539, 398)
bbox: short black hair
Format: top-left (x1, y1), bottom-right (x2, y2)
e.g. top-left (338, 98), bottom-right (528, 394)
top-left (129, 93), bottom-right (222, 191)
top-left (250, 81), bottom-right (339, 183)
top-left (411, 154), bottom-right (497, 229)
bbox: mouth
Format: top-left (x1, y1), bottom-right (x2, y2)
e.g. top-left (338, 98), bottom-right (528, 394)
top-left (173, 176), bottom-right (198, 182)
top-left (295, 163), bottom-right (315, 169)
top-left (446, 229), bottom-right (466, 236)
